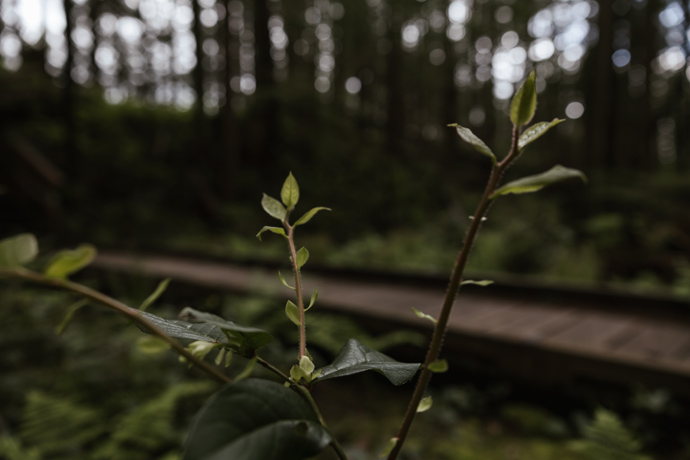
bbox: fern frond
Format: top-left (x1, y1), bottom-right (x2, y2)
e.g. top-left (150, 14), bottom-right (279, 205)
top-left (19, 391), bottom-right (106, 457)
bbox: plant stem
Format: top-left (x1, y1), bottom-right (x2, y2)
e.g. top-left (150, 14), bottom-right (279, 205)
top-left (285, 224), bottom-right (307, 360)
top-left (387, 126), bottom-right (521, 460)
top-left (256, 355), bottom-right (291, 382)
top-left (0, 267), bottom-right (232, 384)
top-left (292, 384), bottom-right (349, 460)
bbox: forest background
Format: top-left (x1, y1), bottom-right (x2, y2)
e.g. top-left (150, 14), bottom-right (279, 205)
top-left (1, 0), bottom-right (690, 292)
top-left (2, 0), bottom-right (690, 459)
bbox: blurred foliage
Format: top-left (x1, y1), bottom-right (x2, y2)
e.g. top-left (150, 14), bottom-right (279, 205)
top-left (3, 275), bottom-right (688, 459)
top-left (570, 409), bottom-right (653, 460)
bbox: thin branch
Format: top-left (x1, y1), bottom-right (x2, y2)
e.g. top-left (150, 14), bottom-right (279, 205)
top-left (387, 126), bottom-right (521, 460)
top-left (0, 267), bottom-right (232, 384)
top-left (256, 355), bottom-right (291, 382)
top-left (291, 384), bottom-right (349, 460)
top-left (285, 223), bottom-right (307, 359)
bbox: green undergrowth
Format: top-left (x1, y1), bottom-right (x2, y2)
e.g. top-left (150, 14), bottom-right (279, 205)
top-left (1, 280), bottom-right (673, 460)
top-left (162, 188), bottom-right (690, 299)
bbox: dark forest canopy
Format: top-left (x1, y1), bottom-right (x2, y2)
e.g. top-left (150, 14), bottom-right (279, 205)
top-left (1, 0), bottom-right (690, 288)
top-left (1, 0), bottom-right (688, 170)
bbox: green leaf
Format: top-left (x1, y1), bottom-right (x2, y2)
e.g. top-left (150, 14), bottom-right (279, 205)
top-left (461, 279), bottom-right (494, 287)
top-left (314, 339), bottom-right (421, 386)
top-left (293, 207), bottom-right (331, 227)
top-left (290, 364), bottom-right (309, 383)
top-left (136, 310), bottom-right (227, 343)
top-left (379, 437), bottom-right (398, 459)
top-left (510, 71), bottom-right (537, 127)
top-left (183, 379), bottom-right (332, 460)
top-left (179, 308), bottom-right (273, 356)
top-left (261, 194), bottom-right (287, 222)
top-left (428, 359), bottom-right (448, 373)
top-left (215, 348), bottom-right (227, 366)
top-left (278, 271), bottom-right (295, 290)
top-left (256, 226), bottom-right (287, 241)
top-left (44, 244), bottom-right (96, 279)
top-left (299, 355), bottom-right (315, 374)
top-left (55, 299), bottom-right (88, 335)
top-left (139, 278), bottom-right (171, 312)
top-left (449, 124), bottom-right (496, 165)
top-left (0, 233), bottom-right (38, 268)
top-left (412, 307), bottom-right (437, 324)
top-left (518, 118), bottom-right (564, 150)
top-left (491, 165), bottom-right (587, 199)
top-left (296, 247), bottom-right (309, 269)
top-left (285, 300), bottom-right (301, 326)
top-left (306, 289), bottom-right (318, 311)
top-left (281, 172), bottom-right (300, 210)
top-left (417, 396), bottom-right (433, 413)
top-left (235, 356), bottom-right (256, 381)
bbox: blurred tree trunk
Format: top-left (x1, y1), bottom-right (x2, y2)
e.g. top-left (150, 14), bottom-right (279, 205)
top-left (251, 0), bottom-right (278, 167)
top-left (637, 0), bottom-right (657, 170)
top-left (676, 0), bottom-right (689, 170)
top-left (191, 0), bottom-right (205, 119)
top-left (61, 0), bottom-right (77, 170)
top-left (385, 3), bottom-right (404, 156)
top-left (219, 0), bottom-right (239, 200)
top-left (253, 0), bottom-right (272, 89)
top-left (589, 0), bottom-right (615, 170)
top-left (442, 21), bottom-right (458, 157)
top-left (89, 0), bottom-right (100, 85)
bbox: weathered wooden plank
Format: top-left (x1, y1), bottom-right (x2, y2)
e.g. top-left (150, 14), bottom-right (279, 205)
top-left (91, 252), bottom-right (690, 387)
top-left (615, 324), bottom-right (690, 361)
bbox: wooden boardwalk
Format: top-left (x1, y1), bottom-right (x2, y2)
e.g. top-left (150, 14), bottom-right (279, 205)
top-left (93, 252), bottom-right (690, 395)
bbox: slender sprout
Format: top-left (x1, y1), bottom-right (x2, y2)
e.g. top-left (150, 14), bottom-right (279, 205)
top-left (0, 267), bottom-right (232, 384)
top-left (285, 222), bottom-right (307, 360)
top-left (386, 125), bottom-right (522, 460)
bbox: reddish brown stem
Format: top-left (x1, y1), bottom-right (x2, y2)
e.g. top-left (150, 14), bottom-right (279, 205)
top-left (387, 125), bottom-right (521, 460)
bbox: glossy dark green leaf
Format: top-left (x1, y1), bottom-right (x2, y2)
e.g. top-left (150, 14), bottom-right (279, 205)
top-left (281, 172), bottom-right (300, 210)
top-left (491, 165), bottom-right (587, 199)
top-left (183, 379), bottom-right (332, 460)
top-left (293, 207), bottom-right (331, 227)
top-left (450, 124), bottom-right (496, 165)
top-left (136, 311), bottom-right (227, 343)
top-left (510, 71), bottom-right (537, 127)
top-left (314, 339), bottom-right (421, 386)
top-left (261, 194), bottom-right (287, 221)
top-left (256, 226), bottom-right (287, 241)
top-left (0, 233), bottom-right (38, 268)
top-left (518, 118), bottom-right (564, 150)
top-left (179, 307), bottom-right (272, 355)
top-left (44, 244), bottom-right (96, 279)
top-left (139, 278), bottom-right (171, 312)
